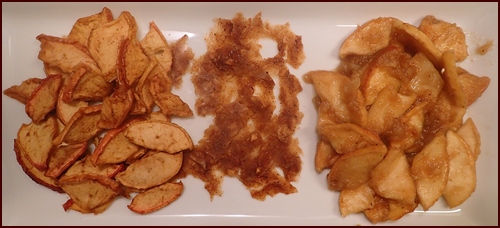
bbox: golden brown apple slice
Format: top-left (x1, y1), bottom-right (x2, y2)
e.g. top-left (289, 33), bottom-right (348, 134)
top-left (339, 17), bottom-right (395, 59)
top-left (57, 79), bottom-right (89, 125)
top-left (363, 195), bottom-right (390, 224)
top-left (140, 21), bottom-right (173, 74)
top-left (410, 133), bottom-right (449, 211)
top-left (127, 181), bottom-right (183, 214)
top-left (17, 114), bottom-right (58, 171)
top-left (327, 145), bottom-right (387, 191)
top-left (443, 130), bottom-right (476, 208)
top-left (3, 78), bottom-right (43, 104)
top-left (456, 117), bottom-right (481, 161)
top-left (58, 174), bottom-right (122, 212)
top-left (25, 74), bottom-right (63, 123)
top-left (370, 148), bottom-right (416, 204)
top-left (115, 151), bottom-right (183, 190)
top-left (339, 183), bottom-right (375, 217)
top-left (387, 198), bottom-right (418, 221)
top-left (13, 139), bottom-right (63, 193)
top-left (52, 105), bottom-right (103, 145)
top-left (314, 139), bottom-right (340, 173)
top-left (62, 198), bottom-right (112, 215)
top-left (149, 74), bottom-right (193, 117)
top-left (318, 123), bottom-right (383, 155)
top-left (124, 120), bottom-right (193, 153)
top-left (67, 7), bottom-right (113, 48)
top-left (457, 69), bottom-right (491, 106)
top-left (45, 142), bottom-right (88, 178)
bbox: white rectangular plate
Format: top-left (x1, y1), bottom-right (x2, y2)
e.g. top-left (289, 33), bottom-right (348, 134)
top-left (2, 2), bottom-right (498, 226)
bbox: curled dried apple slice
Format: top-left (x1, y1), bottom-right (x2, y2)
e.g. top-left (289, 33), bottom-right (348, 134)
top-left (127, 181), bottom-right (183, 214)
top-left (25, 74), bottom-right (63, 123)
top-left (45, 142), bottom-right (88, 178)
top-left (3, 78), bottom-right (43, 104)
top-left (52, 105), bottom-right (103, 145)
top-left (60, 156), bottom-right (124, 182)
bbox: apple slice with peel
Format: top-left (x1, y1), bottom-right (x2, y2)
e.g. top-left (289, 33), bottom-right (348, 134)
top-left (25, 74), bottom-right (63, 124)
top-left (128, 181), bottom-right (183, 214)
top-left (45, 142), bottom-right (88, 178)
top-left (124, 120), bottom-right (193, 153)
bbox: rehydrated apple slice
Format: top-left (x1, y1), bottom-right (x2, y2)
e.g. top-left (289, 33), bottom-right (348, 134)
top-left (127, 181), bottom-right (183, 214)
top-left (457, 69), bottom-right (491, 106)
top-left (115, 151), bottom-right (183, 189)
top-left (339, 17), bottom-right (395, 59)
top-left (369, 148), bottom-right (416, 204)
top-left (408, 52), bottom-right (444, 106)
top-left (25, 74), bottom-right (63, 123)
top-left (14, 139), bottom-right (63, 193)
top-left (410, 133), bottom-right (449, 211)
top-left (418, 15), bottom-right (468, 62)
top-left (456, 117), bottom-right (481, 161)
top-left (328, 145), bottom-right (387, 191)
top-left (318, 123), bottom-right (383, 155)
top-left (17, 114), bottom-right (58, 171)
top-left (3, 78), bottom-right (43, 104)
top-left (124, 120), bottom-right (193, 153)
top-left (45, 142), bottom-right (88, 178)
top-left (58, 174), bottom-right (122, 212)
top-left (91, 118), bottom-right (143, 165)
top-left (314, 139), bottom-right (340, 173)
top-left (52, 105), bottom-right (103, 145)
top-left (443, 130), bottom-right (476, 208)
top-left (60, 156), bottom-right (124, 182)
top-left (339, 183), bottom-right (375, 217)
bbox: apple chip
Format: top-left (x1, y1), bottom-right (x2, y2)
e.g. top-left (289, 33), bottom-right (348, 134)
top-left (14, 139), bottom-right (63, 193)
top-left (91, 118), bottom-right (143, 165)
top-left (140, 21), bottom-right (173, 74)
top-left (52, 105), bottom-right (103, 145)
top-left (60, 156), bottom-right (124, 182)
top-left (45, 142), bottom-right (88, 178)
top-left (115, 151), bottom-right (183, 189)
top-left (62, 198), bottom-right (113, 215)
top-left (67, 7), bottom-right (114, 48)
top-left (149, 74), bottom-right (193, 117)
top-left (3, 78), bottom-right (43, 104)
top-left (58, 174), bottom-right (122, 212)
top-left (88, 11), bottom-right (138, 81)
top-left (128, 181), bottom-right (183, 214)
top-left (17, 114), bottom-right (59, 171)
top-left (57, 81), bottom-right (89, 125)
top-left (124, 120), bottom-right (193, 153)
top-left (25, 74), bottom-right (63, 123)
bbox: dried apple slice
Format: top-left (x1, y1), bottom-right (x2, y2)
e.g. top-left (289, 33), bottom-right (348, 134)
top-left (67, 7), bottom-right (113, 48)
top-left (410, 133), bottom-right (449, 211)
top-left (88, 11), bottom-right (138, 81)
top-left (60, 156), bottom-right (124, 182)
top-left (3, 78), bottom-right (43, 104)
top-left (124, 120), bottom-right (193, 153)
top-left (13, 139), bottom-right (63, 193)
top-left (71, 69), bottom-right (114, 102)
top-left (115, 151), bottom-right (183, 189)
top-left (58, 174), bottom-right (122, 212)
top-left (52, 105), bottom-right (103, 145)
top-left (339, 17), bottom-right (395, 59)
top-left (443, 130), bottom-right (476, 208)
top-left (17, 114), bottom-right (58, 171)
top-left (149, 74), bottom-right (193, 117)
top-left (36, 34), bottom-right (100, 74)
top-left (123, 37), bottom-right (150, 85)
top-left (140, 21), bottom-right (173, 74)
top-left (91, 118), bottom-right (144, 165)
top-left (45, 142), bottom-right (88, 178)
top-left (127, 181), bottom-right (183, 214)
top-left (62, 198), bottom-right (112, 215)
top-left (327, 145), bottom-right (387, 191)
top-left (25, 74), bottom-right (63, 123)
top-left (57, 78), bottom-right (89, 125)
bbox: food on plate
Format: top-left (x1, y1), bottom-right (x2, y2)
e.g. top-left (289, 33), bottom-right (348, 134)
top-left (176, 12), bottom-right (305, 200)
top-left (3, 7), bottom-right (194, 215)
top-left (305, 16), bottom-right (490, 223)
